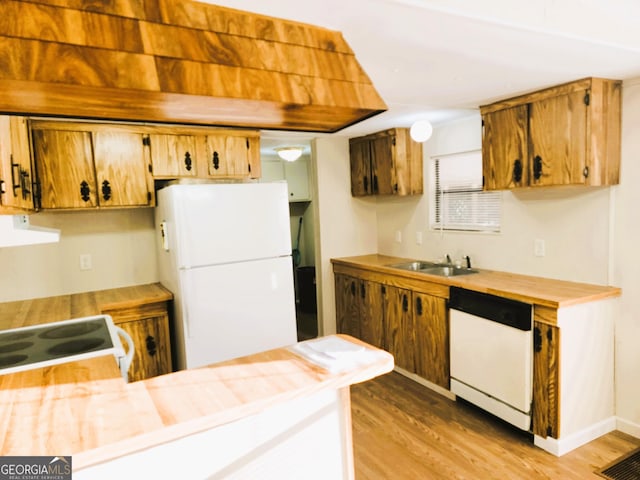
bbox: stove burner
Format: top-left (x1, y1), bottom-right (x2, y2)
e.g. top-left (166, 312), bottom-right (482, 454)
top-left (38, 322), bottom-right (102, 340)
top-left (0, 354), bottom-right (28, 368)
top-left (0, 331), bottom-right (35, 342)
top-left (47, 337), bottom-right (106, 357)
top-left (0, 341), bottom-right (34, 354)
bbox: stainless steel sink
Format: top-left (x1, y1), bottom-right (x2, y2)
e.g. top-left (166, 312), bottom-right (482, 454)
top-left (388, 261), bottom-right (478, 277)
top-left (420, 266), bottom-right (479, 277)
top-left (388, 261), bottom-right (437, 271)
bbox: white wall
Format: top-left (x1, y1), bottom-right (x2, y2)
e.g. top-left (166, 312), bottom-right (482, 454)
top-left (311, 136), bottom-right (378, 336)
top-left (0, 209), bottom-right (158, 302)
top-left (377, 114), bottom-right (612, 284)
top-left (613, 78), bottom-right (640, 436)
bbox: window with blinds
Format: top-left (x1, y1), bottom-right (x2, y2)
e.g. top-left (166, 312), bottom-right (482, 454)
top-left (429, 150), bottom-right (501, 232)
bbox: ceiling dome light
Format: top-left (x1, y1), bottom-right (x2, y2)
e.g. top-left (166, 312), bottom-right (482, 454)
top-left (276, 146), bottom-right (303, 162)
top-left (410, 119), bottom-right (433, 142)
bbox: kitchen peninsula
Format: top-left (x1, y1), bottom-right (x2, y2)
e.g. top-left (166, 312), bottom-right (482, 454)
top-left (0, 333), bottom-right (392, 478)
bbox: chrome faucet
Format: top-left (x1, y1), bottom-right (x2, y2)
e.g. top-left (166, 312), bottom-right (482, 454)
top-left (445, 254), bottom-right (452, 265)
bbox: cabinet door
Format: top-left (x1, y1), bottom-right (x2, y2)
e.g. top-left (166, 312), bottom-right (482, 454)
top-left (413, 292), bottom-right (449, 388)
top-left (106, 303), bottom-right (173, 382)
top-left (528, 90), bottom-right (588, 187)
top-left (148, 133), bottom-right (198, 177)
top-left (482, 105), bottom-right (529, 190)
top-left (532, 321), bottom-right (560, 438)
top-left (334, 274), bottom-right (361, 338)
top-left (32, 128), bottom-right (96, 209)
top-left (370, 134), bottom-right (396, 195)
top-left (359, 281), bottom-right (384, 349)
top-left (203, 134), bottom-right (253, 177)
top-left (0, 116), bottom-right (34, 211)
top-left (284, 158), bottom-right (310, 202)
top-left (349, 139), bottom-right (370, 196)
top-left (93, 131), bottom-right (153, 207)
top-left (384, 285), bottom-right (414, 372)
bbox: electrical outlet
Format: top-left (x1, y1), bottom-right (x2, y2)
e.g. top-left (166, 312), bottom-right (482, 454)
top-left (416, 231), bottom-right (423, 245)
top-left (79, 254), bottom-right (92, 270)
top-left (534, 239), bottom-right (546, 257)
top-left (395, 230), bottom-right (402, 243)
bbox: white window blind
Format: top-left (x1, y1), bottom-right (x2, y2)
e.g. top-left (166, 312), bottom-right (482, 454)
top-left (430, 150), bottom-right (501, 232)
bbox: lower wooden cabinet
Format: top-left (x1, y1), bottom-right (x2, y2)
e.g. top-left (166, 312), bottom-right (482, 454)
top-left (532, 320), bottom-right (560, 438)
top-left (102, 301), bottom-right (172, 382)
top-left (334, 271), bottom-right (449, 387)
top-left (383, 284), bottom-right (414, 372)
top-left (413, 292), bottom-right (449, 388)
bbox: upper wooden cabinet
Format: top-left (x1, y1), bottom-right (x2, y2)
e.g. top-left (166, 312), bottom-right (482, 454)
top-left (349, 128), bottom-right (423, 197)
top-left (148, 127), bottom-right (260, 180)
top-left (31, 121), bottom-right (154, 210)
top-left (481, 77), bottom-right (621, 190)
top-left (148, 134), bottom-right (199, 178)
top-left (0, 116), bottom-right (35, 213)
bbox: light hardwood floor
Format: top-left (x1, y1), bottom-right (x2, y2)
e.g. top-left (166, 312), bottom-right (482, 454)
top-left (350, 372), bottom-right (640, 479)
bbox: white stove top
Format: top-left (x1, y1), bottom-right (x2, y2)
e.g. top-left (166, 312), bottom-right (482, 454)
top-left (0, 315), bottom-right (126, 376)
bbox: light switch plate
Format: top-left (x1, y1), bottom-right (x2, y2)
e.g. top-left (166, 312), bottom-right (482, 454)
top-left (534, 239), bottom-right (546, 257)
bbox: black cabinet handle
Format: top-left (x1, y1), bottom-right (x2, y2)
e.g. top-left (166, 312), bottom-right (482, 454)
top-left (363, 176), bottom-right (368, 192)
top-left (184, 151), bottom-right (192, 171)
top-left (533, 155), bottom-right (543, 180)
top-left (350, 281), bottom-right (356, 296)
top-left (101, 180), bottom-right (112, 201)
top-left (10, 161), bottom-right (20, 195)
top-left (80, 181), bottom-right (91, 202)
top-left (583, 166), bottom-right (589, 178)
top-left (212, 151), bottom-right (220, 170)
top-left (416, 296), bottom-right (423, 316)
top-left (360, 282), bottom-right (366, 299)
top-left (373, 175), bottom-right (379, 193)
top-left (513, 159), bottom-right (523, 183)
top-left (0, 179), bottom-right (5, 196)
top-left (402, 294), bottom-right (408, 312)
top-left (145, 335), bottom-right (157, 356)
top-left (534, 326), bottom-right (542, 352)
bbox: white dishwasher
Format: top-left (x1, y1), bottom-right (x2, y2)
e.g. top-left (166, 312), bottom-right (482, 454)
top-left (449, 287), bottom-right (533, 431)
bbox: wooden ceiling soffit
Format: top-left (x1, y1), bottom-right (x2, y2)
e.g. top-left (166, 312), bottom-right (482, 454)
top-left (0, 0), bottom-right (387, 132)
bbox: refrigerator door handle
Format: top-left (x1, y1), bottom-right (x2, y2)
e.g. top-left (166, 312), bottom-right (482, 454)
top-left (181, 270), bottom-right (193, 338)
top-left (160, 221), bottom-right (170, 251)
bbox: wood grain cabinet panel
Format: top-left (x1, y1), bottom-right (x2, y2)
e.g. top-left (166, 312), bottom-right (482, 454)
top-left (31, 121), bottom-right (154, 209)
top-left (413, 292), bottom-right (449, 388)
top-left (0, 116), bottom-right (35, 212)
top-left (93, 130), bottom-right (154, 207)
top-left (335, 273), bottom-right (361, 339)
top-left (481, 77), bottom-right (621, 191)
top-left (383, 285), bottom-right (414, 372)
top-left (148, 133), bottom-right (199, 178)
top-left (202, 132), bottom-right (261, 179)
top-left (103, 302), bottom-right (172, 383)
top-left (532, 321), bottom-right (560, 438)
top-left (349, 128), bottom-right (422, 197)
top-left (482, 105), bottom-right (528, 190)
top-left (32, 128), bottom-right (96, 209)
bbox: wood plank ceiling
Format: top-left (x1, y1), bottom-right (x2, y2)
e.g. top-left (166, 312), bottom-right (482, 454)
top-left (0, 0), bottom-right (387, 132)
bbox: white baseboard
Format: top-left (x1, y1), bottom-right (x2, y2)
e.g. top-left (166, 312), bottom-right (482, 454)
top-left (616, 417), bottom-right (640, 439)
top-left (393, 367), bottom-right (456, 401)
top-left (534, 416), bottom-right (616, 456)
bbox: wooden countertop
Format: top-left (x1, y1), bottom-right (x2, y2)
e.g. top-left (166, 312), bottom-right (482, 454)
top-left (331, 254), bottom-right (621, 308)
top-left (0, 335), bottom-right (393, 471)
top-left (0, 283), bottom-right (173, 330)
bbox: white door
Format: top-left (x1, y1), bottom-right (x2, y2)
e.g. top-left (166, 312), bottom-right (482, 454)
top-left (179, 256), bottom-right (297, 369)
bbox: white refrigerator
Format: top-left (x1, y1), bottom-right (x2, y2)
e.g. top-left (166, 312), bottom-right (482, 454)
top-left (155, 182), bottom-right (297, 370)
